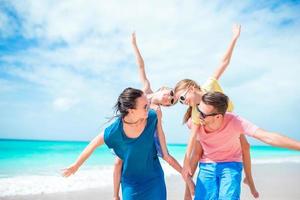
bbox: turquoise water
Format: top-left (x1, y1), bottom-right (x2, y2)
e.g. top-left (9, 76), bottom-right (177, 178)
top-left (1, 139), bottom-right (300, 177)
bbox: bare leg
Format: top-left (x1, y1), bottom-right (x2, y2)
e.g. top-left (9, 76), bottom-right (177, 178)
top-left (240, 135), bottom-right (259, 198)
top-left (184, 141), bottom-right (203, 200)
top-left (113, 157), bottom-right (123, 200)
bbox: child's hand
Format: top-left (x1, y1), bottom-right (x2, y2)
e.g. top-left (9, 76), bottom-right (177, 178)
top-left (61, 163), bottom-right (79, 177)
top-left (182, 162), bottom-right (192, 180)
top-left (155, 106), bottom-right (162, 120)
top-left (232, 24), bottom-right (241, 40)
top-left (131, 32), bottom-right (137, 45)
top-left (151, 104), bottom-right (162, 120)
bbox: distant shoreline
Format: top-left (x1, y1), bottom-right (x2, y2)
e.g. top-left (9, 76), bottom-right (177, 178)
top-left (0, 138), bottom-right (282, 147)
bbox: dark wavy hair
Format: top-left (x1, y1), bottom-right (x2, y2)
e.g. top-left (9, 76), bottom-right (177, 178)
top-left (113, 87), bottom-right (144, 119)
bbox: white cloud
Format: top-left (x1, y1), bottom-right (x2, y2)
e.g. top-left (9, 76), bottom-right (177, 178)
top-left (53, 97), bottom-right (79, 111)
top-left (1, 0), bottom-right (300, 142)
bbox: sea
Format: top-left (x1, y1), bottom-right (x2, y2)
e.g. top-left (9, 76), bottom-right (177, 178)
top-left (1, 139), bottom-right (300, 197)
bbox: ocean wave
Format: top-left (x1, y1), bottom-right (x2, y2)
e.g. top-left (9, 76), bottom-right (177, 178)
top-left (252, 156), bottom-right (300, 164)
top-left (0, 163), bottom-right (180, 197)
top-left (1, 157), bottom-right (300, 197)
top-left (0, 166), bottom-right (113, 197)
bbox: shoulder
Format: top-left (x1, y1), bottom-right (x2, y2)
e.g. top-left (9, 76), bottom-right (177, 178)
top-left (147, 109), bottom-right (159, 128)
top-left (225, 112), bottom-right (255, 128)
top-left (191, 106), bottom-right (201, 125)
top-left (148, 108), bottom-right (157, 119)
top-left (224, 112), bottom-right (240, 124)
top-left (202, 77), bottom-right (218, 91)
top-left (226, 112), bottom-right (246, 123)
top-left (226, 113), bottom-right (258, 136)
top-left (104, 117), bottom-right (121, 143)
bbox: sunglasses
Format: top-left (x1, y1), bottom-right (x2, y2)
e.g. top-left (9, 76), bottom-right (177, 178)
top-left (169, 90), bottom-right (175, 105)
top-left (179, 82), bottom-right (195, 104)
top-left (179, 88), bottom-right (189, 104)
top-left (196, 105), bottom-right (219, 119)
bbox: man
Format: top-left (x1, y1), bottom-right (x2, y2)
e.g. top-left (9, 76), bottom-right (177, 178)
top-left (191, 92), bottom-right (300, 200)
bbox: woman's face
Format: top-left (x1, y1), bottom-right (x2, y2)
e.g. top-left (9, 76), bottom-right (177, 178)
top-left (131, 95), bottom-right (149, 119)
top-left (175, 87), bottom-right (196, 106)
top-left (156, 89), bottom-right (176, 106)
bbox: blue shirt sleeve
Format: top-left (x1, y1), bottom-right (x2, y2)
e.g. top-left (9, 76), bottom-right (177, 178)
top-left (103, 118), bottom-right (120, 149)
top-left (148, 109), bottom-right (158, 122)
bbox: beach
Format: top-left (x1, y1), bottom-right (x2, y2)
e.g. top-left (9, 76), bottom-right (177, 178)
top-left (1, 140), bottom-right (300, 200)
top-left (2, 163), bottom-right (300, 200)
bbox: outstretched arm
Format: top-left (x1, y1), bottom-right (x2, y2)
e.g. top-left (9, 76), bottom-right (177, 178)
top-left (62, 132), bottom-right (104, 177)
top-left (131, 32), bottom-right (153, 94)
top-left (212, 24), bottom-right (241, 80)
top-left (253, 128), bottom-right (300, 150)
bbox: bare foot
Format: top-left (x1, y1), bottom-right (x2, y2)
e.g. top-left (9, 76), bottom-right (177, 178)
top-left (243, 178), bottom-right (259, 198)
top-left (251, 190), bottom-right (260, 199)
top-left (113, 196), bottom-right (120, 200)
top-left (184, 195), bottom-right (193, 200)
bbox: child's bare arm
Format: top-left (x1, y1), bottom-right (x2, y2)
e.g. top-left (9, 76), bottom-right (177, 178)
top-left (212, 24), bottom-right (241, 80)
top-left (131, 32), bottom-right (153, 94)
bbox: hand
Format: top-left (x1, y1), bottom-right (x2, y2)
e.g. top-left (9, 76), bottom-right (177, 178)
top-left (155, 106), bottom-right (162, 120)
top-left (232, 24), bottom-right (241, 40)
top-left (61, 163), bottom-right (79, 177)
top-left (150, 104), bottom-right (162, 119)
top-left (182, 162), bottom-right (192, 180)
top-left (113, 196), bottom-right (121, 200)
top-left (131, 32), bottom-right (137, 45)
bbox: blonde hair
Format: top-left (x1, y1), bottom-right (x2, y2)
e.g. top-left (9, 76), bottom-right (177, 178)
top-left (156, 86), bottom-right (172, 92)
top-left (174, 79), bottom-right (201, 124)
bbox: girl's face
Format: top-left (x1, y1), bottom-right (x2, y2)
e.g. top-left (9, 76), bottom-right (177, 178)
top-left (156, 89), bottom-right (176, 106)
top-left (130, 95), bottom-right (149, 119)
top-left (175, 87), bottom-right (196, 106)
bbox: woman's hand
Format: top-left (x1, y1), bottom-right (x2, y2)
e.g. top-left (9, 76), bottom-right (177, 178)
top-left (62, 163), bottom-right (79, 177)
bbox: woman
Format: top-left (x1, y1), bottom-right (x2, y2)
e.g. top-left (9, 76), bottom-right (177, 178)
top-left (174, 25), bottom-right (259, 199)
top-left (112, 32), bottom-right (195, 200)
top-left (63, 87), bottom-right (168, 200)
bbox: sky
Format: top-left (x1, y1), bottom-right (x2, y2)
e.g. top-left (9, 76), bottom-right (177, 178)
top-left (0, 0), bottom-right (300, 144)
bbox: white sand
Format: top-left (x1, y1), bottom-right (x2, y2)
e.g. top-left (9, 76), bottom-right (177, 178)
top-left (2, 163), bottom-right (300, 200)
